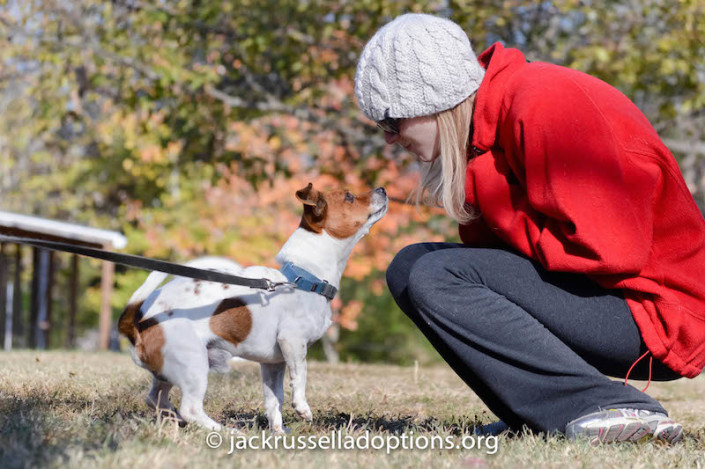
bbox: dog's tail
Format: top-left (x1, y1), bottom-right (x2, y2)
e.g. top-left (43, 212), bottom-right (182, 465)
top-left (128, 270), bottom-right (169, 305)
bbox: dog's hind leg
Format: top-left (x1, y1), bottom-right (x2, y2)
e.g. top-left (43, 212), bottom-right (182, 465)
top-left (277, 334), bottom-right (313, 422)
top-left (146, 375), bottom-right (185, 426)
top-left (173, 366), bottom-right (221, 430)
top-left (260, 362), bottom-right (286, 433)
top-left (164, 341), bottom-right (222, 431)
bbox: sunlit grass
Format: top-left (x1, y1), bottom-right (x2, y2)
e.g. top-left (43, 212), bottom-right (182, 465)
top-left (0, 351), bottom-right (703, 468)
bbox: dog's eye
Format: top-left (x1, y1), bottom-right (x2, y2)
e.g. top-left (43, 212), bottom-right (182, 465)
top-left (345, 192), bottom-right (354, 203)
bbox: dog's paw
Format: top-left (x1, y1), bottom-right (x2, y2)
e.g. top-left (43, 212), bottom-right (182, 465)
top-left (272, 425), bottom-right (291, 435)
top-left (294, 403), bottom-right (313, 422)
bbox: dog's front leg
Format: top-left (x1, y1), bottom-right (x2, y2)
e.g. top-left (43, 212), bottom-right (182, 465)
top-left (277, 334), bottom-right (313, 422)
top-left (260, 362), bottom-right (286, 433)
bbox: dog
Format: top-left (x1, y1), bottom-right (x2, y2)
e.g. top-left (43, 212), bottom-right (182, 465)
top-left (118, 183), bottom-right (387, 432)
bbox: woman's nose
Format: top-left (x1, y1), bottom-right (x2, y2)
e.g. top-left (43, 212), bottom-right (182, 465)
top-left (384, 131), bottom-right (399, 145)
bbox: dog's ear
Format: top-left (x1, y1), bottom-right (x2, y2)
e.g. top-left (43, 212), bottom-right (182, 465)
top-left (296, 183), bottom-right (327, 217)
top-left (296, 182), bottom-right (327, 217)
top-left (296, 183), bottom-right (315, 204)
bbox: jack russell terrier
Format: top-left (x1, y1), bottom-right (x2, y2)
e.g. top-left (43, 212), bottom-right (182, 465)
top-left (118, 183), bottom-right (387, 432)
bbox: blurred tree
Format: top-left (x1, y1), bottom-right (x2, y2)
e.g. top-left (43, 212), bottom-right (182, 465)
top-left (0, 0), bottom-right (702, 361)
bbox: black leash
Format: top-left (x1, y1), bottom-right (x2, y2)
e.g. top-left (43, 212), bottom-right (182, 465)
top-left (0, 234), bottom-right (294, 293)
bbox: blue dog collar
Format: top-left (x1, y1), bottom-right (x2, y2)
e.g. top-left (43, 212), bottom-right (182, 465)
top-left (279, 262), bottom-right (338, 301)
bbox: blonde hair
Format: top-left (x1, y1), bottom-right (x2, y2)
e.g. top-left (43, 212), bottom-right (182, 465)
top-left (411, 94), bottom-right (477, 224)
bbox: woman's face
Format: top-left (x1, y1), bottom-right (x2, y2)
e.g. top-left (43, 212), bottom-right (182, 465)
top-left (383, 115), bottom-right (440, 163)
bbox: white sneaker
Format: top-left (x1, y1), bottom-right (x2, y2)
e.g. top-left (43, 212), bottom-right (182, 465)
top-left (636, 410), bottom-right (684, 444)
top-left (565, 409), bottom-right (652, 443)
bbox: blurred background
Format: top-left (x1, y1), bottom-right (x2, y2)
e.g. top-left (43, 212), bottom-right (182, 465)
top-left (0, 0), bottom-right (703, 365)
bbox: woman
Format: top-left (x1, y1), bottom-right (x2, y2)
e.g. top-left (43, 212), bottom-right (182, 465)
top-left (355, 13), bottom-right (705, 443)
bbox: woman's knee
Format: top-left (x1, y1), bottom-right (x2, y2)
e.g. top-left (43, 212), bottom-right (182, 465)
top-left (408, 247), bottom-right (522, 293)
top-left (405, 248), bottom-right (490, 312)
top-left (386, 243), bottom-right (445, 300)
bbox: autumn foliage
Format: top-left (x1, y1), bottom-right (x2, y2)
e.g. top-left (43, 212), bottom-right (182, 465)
top-left (1, 0), bottom-right (703, 360)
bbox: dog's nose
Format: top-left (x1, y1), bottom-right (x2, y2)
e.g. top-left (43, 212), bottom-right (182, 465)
top-left (375, 187), bottom-right (386, 196)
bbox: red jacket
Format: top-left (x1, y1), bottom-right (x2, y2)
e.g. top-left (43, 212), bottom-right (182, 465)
top-left (460, 43), bottom-right (705, 378)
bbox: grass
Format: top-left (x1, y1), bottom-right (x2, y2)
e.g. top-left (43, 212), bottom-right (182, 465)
top-left (0, 351), bottom-right (704, 468)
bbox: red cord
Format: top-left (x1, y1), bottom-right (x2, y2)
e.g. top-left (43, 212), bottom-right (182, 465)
top-left (643, 355), bottom-right (653, 392)
top-left (624, 350), bottom-right (653, 392)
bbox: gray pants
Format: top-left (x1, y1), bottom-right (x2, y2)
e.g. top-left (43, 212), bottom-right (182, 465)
top-left (386, 243), bottom-right (681, 433)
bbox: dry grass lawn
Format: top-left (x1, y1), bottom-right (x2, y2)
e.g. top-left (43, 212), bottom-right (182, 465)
top-left (0, 350), bottom-right (704, 468)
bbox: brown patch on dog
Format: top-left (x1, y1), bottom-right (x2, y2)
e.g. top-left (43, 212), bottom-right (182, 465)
top-left (297, 183), bottom-right (326, 234)
top-left (322, 189), bottom-right (373, 239)
top-left (299, 213), bottom-right (323, 234)
top-left (118, 301), bottom-right (144, 345)
top-left (299, 213), bottom-right (322, 234)
top-left (209, 297), bottom-right (253, 346)
top-left (119, 300), bottom-right (166, 373)
top-left (222, 284), bottom-right (230, 290)
top-left (135, 323), bottom-right (165, 373)
top-left (295, 184), bottom-right (374, 239)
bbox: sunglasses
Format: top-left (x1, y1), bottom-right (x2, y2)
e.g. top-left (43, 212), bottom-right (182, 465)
top-left (376, 110), bottom-right (401, 134)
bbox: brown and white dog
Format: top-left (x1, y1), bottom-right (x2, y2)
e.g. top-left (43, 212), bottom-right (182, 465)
top-left (118, 183), bottom-right (387, 431)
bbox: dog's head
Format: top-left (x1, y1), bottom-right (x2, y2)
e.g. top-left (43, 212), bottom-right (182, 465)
top-left (295, 183), bottom-right (387, 240)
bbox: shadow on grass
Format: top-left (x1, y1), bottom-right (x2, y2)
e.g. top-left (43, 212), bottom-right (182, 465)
top-left (221, 407), bottom-right (496, 435)
top-left (314, 410), bottom-right (483, 435)
top-left (0, 384), bottom-right (148, 469)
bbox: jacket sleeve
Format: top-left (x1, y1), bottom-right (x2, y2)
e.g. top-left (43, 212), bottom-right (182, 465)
top-left (493, 81), bottom-right (658, 275)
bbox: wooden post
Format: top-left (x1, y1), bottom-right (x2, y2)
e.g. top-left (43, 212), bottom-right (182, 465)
top-left (99, 259), bottom-right (114, 350)
top-left (67, 254), bottom-right (78, 348)
top-left (29, 247), bottom-right (39, 348)
top-left (40, 251), bottom-right (55, 349)
top-left (34, 249), bottom-right (50, 350)
top-left (12, 244), bottom-right (23, 348)
top-left (0, 243), bottom-right (7, 347)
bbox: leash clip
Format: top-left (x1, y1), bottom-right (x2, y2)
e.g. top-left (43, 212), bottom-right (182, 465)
top-left (265, 279), bottom-right (296, 292)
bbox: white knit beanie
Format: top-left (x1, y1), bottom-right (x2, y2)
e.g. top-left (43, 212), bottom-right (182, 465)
top-left (355, 13), bottom-right (485, 122)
